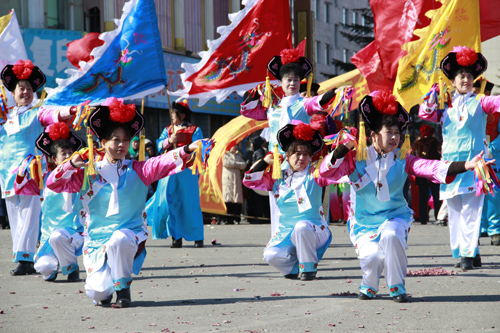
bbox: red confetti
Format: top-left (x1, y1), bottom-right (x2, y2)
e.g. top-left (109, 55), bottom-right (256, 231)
top-left (88, 327), bottom-right (95, 329)
top-left (270, 292), bottom-right (282, 296)
top-left (9, 292), bottom-right (15, 294)
top-left (149, 323), bottom-right (157, 326)
top-left (328, 323), bottom-right (336, 327)
top-left (407, 267), bottom-right (456, 276)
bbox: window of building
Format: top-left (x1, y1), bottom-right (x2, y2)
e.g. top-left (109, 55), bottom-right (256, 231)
top-left (325, 43), bottom-right (330, 65)
top-left (315, 0), bottom-right (320, 20)
top-left (316, 41), bottom-right (321, 64)
top-left (84, 7), bottom-right (101, 33)
top-left (352, 11), bottom-right (357, 25)
top-left (334, 24), bottom-right (338, 48)
top-left (343, 48), bottom-right (349, 63)
top-left (342, 8), bottom-right (348, 25)
top-left (324, 2), bottom-right (330, 23)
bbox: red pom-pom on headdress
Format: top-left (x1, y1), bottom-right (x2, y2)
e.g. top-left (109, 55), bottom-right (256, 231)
top-left (280, 48), bottom-right (301, 65)
top-left (177, 99), bottom-right (189, 109)
top-left (293, 122), bottom-right (315, 141)
top-left (420, 124), bottom-right (435, 138)
top-left (12, 60), bottom-right (34, 80)
top-left (454, 46), bottom-right (478, 67)
top-left (48, 122), bottom-right (70, 141)
top-left (372, 90), bottom-right (398, 115)
top-left (107, 97), bottom-right (136, 123)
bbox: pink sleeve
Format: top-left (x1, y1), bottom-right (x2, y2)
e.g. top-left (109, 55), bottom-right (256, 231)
top-left (418, 102), bottom-right (440, 122)
top-left (480, 95), bottom-right (500, 114)
top-left (242, 170), bottom-right (275, 191)
top-left (319, 150), bottom-right (356, 182)
top-left (46, 162), bottom-right (85, 193)
top-left (304, 95), bottom-right (327, 116)
top-left (37, 106), bottom-right (60, 127)
top-left (14, 174), bottom-right (41, 196)
top-left (240, 100), bottom-right (268, 120)
top-left (133, 147), bottom-right (189, 186)
top-left (405, 155), bottom-right (455, 184)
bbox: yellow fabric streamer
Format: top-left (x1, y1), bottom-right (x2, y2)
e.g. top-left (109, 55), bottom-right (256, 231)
top-left (398, 134), bottom-right (411, 160)
top-left (138, 134), bottom-right (146, 162)
top-left (87, 129), bottom-right (97, 177)
top-left (313, 156), bottom-right (323, 178)
top-left (191, 141), bottom-right (203, 175)
top-left (307, 73), bottom-right (313, 98)
top-left (272, 144), bottom-right (282, 180)
top-left (31, 89), bottom-right (47, 109)
top-left (356, 121), bottom-right (368, 161)
top-left (262, 72), bottom-right (272, 108)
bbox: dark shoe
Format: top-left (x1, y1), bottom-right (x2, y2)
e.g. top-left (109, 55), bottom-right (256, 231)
top-left (100, 298), bottom-right (112, 305)
top-left (46, 272), bottom-right (58, 282)
top-left (473, 255), bottom-right (482, 267)
top-left (421, 221), bottom-right (427, 225)
top-left (393, 294), bottom-right (408, 303)
top-left (480, 231), bottom-right (488, 238)
top-left (491, 234), bottom-right (500, 246)
top-left (67, 270), bottom-right (80, 282)
top-left (300, 272), bottom-right (317, 281)
top-left (170, 238), bottom-right (183, 248)
top-left (460, 257), bottom-right (474, 270)
top-left (116, 288), bottom-right (131, 308)
top-left (358, 292), bottom-right (372, 300)
top-left (10, 261), bottom-right (36, 276)
top-left (284, 273), bottom-right (298, 279)
top-left (194, 240), bottom-right (204, 248)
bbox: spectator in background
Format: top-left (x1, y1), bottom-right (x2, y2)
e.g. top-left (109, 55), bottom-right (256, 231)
top-left (221, 145), bottom-right (247, 224)
top-left (244, 136), bottom-right (270, 223)
top-left (0, 194), bottom-right (8, 229)
top-left (412, 124), bottom-right (442, 225)
top-left (128, 136), bottom-right (140, 160)
top-left (145, 139), bottom-right (159, 199)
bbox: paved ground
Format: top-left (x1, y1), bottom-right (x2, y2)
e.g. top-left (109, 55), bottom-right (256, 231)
top-left (1, 221), bottom-right (499, 333)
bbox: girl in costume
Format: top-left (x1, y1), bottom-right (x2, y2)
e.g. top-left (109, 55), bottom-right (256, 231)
top-left (243, 122), bottom-right (335, 281)
top-left (319, 91), bottom-right (489, 302)
top-left (47, 97), bottom-right (210, 307)
top-left (240, 47), bottom-right (338, 236)
top-left (0, 60), bottom-right (83, 275)
top-left (419, 46), bottom-right (500, 269)
top-left (15, 122), bottom-right (84, 282)
top-left (146, 99), bottom-right (204, 248)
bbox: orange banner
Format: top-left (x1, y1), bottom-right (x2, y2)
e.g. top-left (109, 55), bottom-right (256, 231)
top-left (199, 116), bottom-right (268, 214)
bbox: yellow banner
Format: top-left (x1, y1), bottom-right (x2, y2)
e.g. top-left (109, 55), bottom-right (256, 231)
top-left (394, 0), bottom-right (481, 111)
top-left (199, 116), bottom-right (268, 214)
top-left (0, 12), bottom-right (11, 35)
top-left (318, 69), bottom-right (370, 111)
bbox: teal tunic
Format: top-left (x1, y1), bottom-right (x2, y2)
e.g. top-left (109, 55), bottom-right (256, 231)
top-left (36, 178), bottom-right (84, 274)
top-left (0, 106), bottom-right (44, 198)
top-left (81, 162), bottom-right (149, 278)
top-left (440, 97), bottom-right (487, 199)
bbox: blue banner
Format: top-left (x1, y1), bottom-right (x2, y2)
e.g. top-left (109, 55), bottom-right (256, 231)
top-left (44, 0), bottom-right (167, 106)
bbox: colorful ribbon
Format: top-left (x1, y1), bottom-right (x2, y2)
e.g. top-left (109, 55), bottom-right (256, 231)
top-left (327, 87), bottom-right (355, 120)
top-left (474, 158), bottom-right (500, 196)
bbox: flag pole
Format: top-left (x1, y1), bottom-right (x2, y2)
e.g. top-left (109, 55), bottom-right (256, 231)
top-left (166, 87), bottom-right (177, 148)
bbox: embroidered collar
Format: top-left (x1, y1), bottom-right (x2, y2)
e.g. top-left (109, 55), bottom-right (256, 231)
top-left (278, 93), bottom-right (301, 128)
top-left (364, 146), bottom-right (396, 201)
top-left (283, 165), bottom-right (312, 212)
top-left (9, 105), bottom-right (31, 118)
top-left (96, 157), bottom-right (128, 217)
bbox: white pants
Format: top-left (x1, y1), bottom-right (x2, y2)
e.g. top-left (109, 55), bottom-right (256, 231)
top-left (264, 220), bottom-right (331, 275)
top-left (85, 229), bottom-right (138, 302)
top-left (34, 229), bottom-right (84, 280)
top-left (437, 199), bottom-right (448, 220)
top-left (447, 192), bottom-right (484, 258)
top-left (5, 194), bottom-right (41, 262)
top-left (269, 193), bottom-right (279, 237)
top-left (358, 220), bottom-right (408, 295)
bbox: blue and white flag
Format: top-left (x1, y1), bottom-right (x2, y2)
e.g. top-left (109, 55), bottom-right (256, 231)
top-left (44, 0), bottom-right (166, 106)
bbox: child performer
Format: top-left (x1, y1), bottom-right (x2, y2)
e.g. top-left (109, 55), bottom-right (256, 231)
top-left (47, 97), bottom-right (211, 308)
top-left (243, 122), bottom-right (335, 281)
top-left (1, 60), bottom-right (83, 275)
top-left (320, 91), bottom-right (490, 302)
top-left (419, 46), bottom-right (500, 269)
top-left (240, 47), bottom-right (338, 236)
top-left (146, 99), bottom-right (204, 248)
top-left (15, 122), bottom-right (84, 282)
